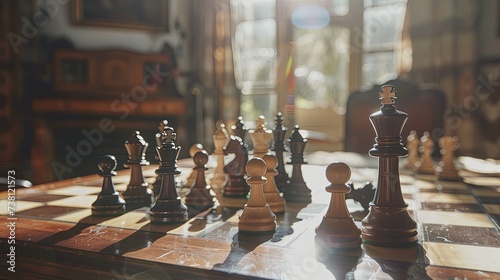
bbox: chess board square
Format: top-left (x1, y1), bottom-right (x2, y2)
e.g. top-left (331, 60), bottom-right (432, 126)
top-left (484, 204), bottom-right (500, 215)
top-left (415, 180), bottom-right (436, 190)
top-left (114, 183), bottom-right (128, 192)
top-left (16, 205), bottom-right (86, 219)
top-left (420, 202), bottom-right (482, 212)
top-left (112, 175), bottom-right (130, 184)
top-left (143, 168), bottom-right (157, 178)
top-left (0, 199), bottom-right (44, 215)
top-left (46, 186), bottom-right (102, 196)
top-left (401, 184), bottom-right (415, 194)
top-left (471, 188), bottom-right (500, 197)
top-left (145, 177), bottom-right (156, 184)
top-left (423, 242), bottom-right (500, 273)
top-left (418, 193), bottom-right (477, 204)
top-left (21, 194), bottom-right (71, 202)
top-left (437, 181), bottom-right (467, 191)
top-left (422, 224), bottom-right (500, 246)
top-left (47, 195), bottom-right (96, 208)
top-left (419, 210), bottom-right (495, 228)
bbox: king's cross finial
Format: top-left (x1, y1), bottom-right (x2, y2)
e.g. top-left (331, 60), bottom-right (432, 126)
top-left (379, 85), bottom-right (396, 105)
top-left (161, 127), bottom-right (177, 145)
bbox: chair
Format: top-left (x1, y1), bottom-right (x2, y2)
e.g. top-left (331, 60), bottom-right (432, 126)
top-left (344, 77), bottom-right (446, 154)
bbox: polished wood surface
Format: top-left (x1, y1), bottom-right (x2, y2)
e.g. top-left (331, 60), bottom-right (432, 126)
top-left (1, 153), bottom-right (500, 279)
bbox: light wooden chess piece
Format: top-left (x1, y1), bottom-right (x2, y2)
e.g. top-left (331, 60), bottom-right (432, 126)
top-left (262, 154), bottom-right (286, 213)
top-left (405, 130), bottom-right (420, 170)
top-left (250, 115), bottom-right (272, 158)
top-left (417, 131), bottom-right (435, 175)
top-left (210, 122), bottom-right (229, 192)
top-left (316, 162), bottom-right (361, 248)
top-left (437, 136), bottom-right (462, 181)
top-left (238, 158), bottom-right (276, 233)
top-left (184, 143), bottom-right (204, 188)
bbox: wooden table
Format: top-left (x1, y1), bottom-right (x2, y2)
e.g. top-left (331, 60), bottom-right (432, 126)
top-left (1, 152), bottom-right (500, 279)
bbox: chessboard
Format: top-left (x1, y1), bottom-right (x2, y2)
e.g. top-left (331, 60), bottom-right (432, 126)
top-left (1, 152), bottom-right (500, 280)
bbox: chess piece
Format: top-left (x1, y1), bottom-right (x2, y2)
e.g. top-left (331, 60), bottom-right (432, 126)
top-left (238, 157), bottom-right (276, 233)
top-left (250, 115), bottom-right (272, 158)
top-left (417, 131), bottom-right (435, 174)
top-left (436, 136), bottom-right (462, 181)
top-left (405, 130), bottom-right (420, 170)
top-left (316, 162), bottom-right (361, 248)
top-left (92, 155), bottom-right (126, 216)
top-left (272, 112), bottom-right (289, 192)
top-left (153, 120), bottom-right (169, 195)
top-left (283, 126), bottom-right (312, 203)
top-left (210, 122), bottom-right (229, 192)
top-left (185, 150), bottom-right (215, 210)
top-left (150, 126), bottom-right (188, 223)
top-left (184, 143), bottom-right (204, 188)
top-left (361, 85), bottom-right (418, 246)
top-left (122, 131), bottom-right (154, 208)
top-left (345, 182), bottom-right (375, 211)
top-left (232, 116), bottom-right (247, 141)
top-left (262, 154), bottom-right (286, 213)
top-left (222, 135), bottom-right (250, 197)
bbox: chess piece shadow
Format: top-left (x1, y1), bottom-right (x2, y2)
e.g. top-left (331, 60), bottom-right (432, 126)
top-left (212, 232), bottom-right (273, 270)
top-left (362, 243), bottom-right (427, 279)
top-left (270, 202), bottom-right (309, 243)
top-left (37, 214), bottom-right (115, 246)
top-left (99, 223), bottom-right (167, 256)
top-left (314, 237), bottom-right (362, 280)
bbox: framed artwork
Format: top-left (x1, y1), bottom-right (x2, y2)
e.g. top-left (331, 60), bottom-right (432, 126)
top-left (72, 0), bottom-right (169, 31)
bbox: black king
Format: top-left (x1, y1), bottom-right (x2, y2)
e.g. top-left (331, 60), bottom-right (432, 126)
top-left (150, 126), bottom-right (188, 223)
top-left (361, 85), bottom-right (418, 246)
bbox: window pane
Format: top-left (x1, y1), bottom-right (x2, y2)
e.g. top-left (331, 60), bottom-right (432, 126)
top-left (240, 91), bottom-right (277, 127)
top-left (294, 26), bottom-right (350, 111)
top-left (362, 51), bottom-right (395, 85)
top-left (231, 0), bottom-right (276, 21)
top-left (233, 19), bottom-right (277, 88)
top-left (330, 0), bottom-right (349, 16)
top-left (363, 2), bottom-right (406, 51)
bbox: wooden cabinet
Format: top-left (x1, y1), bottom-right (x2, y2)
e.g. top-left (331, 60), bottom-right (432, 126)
top-left (31, 47), bottom-right (188, 183)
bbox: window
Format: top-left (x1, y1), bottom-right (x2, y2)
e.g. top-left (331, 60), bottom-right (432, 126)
top-left (231, 0), bottom-right (408, 145)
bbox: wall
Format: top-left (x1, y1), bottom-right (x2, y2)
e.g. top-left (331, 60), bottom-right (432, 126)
top-left (38, 0), bottom-right (191, 89)
top-left (478, 0), bottom-right (500, 60)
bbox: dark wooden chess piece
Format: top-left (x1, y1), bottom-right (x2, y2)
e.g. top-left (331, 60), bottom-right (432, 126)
top-left (122, 131), bottom-right (154, 209)
top-left (345, 182), bottom-right (375, 211)
top-left (222, 135), bottom-right (250, 197)
top-left (184, 143), bottom-right (204, 188)
top-left (283, 126), bottom-right (312, 203)
top-left (272, 112), bottom-right (289, 192)
top-left (232, 116), bottom-right (247, 141)
top-left (316, 162), bottom-right (361, 248)
top-left (150, 126), bottom-right (188, 223)
top-left (153, 120), bottom-right (169, 195)
top-left (238, 158), bottom-right (276, 233)
top-left (185, 150), bottom-right (215, 210)
top-left (92, 155), bottom-right (126, 216)
top-left (361, 85), bottom-right (418, 246)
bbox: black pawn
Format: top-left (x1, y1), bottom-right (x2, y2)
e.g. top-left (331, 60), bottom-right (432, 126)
top-left (272, 112), bottom-right (289, 192)
top-left (232, 116), bottom-right (247, 141)
top-left (185, 150), bottom-right (215, 210)
top-left (153, 120), bottom-right (169, 195)
top-left (283, 126), bottom-right (312, 203)
top-left (150, 126), bottom-right (188, 223)
top-left (122, 131), bottom-right (154, 209)
top-left (92, 155), bottom-right (126, 216)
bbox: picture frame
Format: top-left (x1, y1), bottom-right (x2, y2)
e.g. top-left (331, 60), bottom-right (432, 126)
top-left (72, 0), bottom-right (169, 31)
